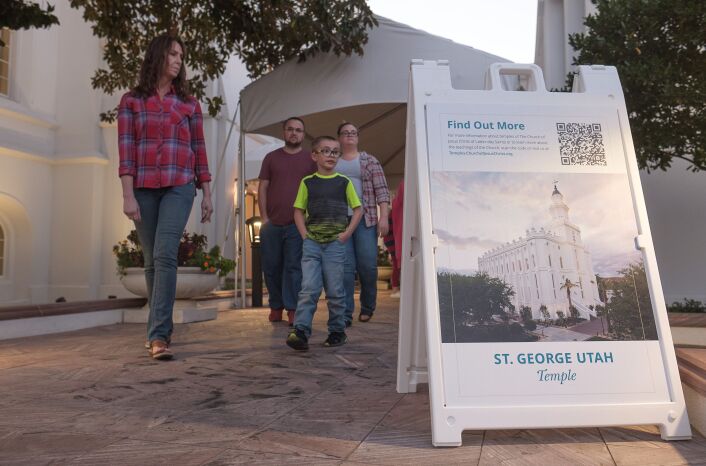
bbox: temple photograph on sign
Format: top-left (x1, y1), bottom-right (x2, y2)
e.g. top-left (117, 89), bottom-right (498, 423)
top-left (432, 171), bottom-right (658, 343)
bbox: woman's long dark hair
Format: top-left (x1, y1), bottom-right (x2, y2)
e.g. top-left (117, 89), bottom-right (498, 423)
top-left (133, 34), bottom-right (189, 99)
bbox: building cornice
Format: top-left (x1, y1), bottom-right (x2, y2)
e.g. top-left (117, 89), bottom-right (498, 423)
top-left (480, 228), bottom-right (561, 259)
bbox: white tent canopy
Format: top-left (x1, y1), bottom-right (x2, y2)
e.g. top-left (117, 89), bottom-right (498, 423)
top-left (234, 16), bottom-right (511, 306)
top-left (239, 16), bottom-right (509, 186)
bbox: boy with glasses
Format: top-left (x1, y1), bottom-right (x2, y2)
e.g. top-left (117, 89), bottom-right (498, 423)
top-left (286, 136), bottom-right (363, 351)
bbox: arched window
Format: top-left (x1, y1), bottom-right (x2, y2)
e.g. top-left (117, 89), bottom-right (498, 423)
top-left (0, 223), bottom-right (5, 276)
top-left (0, 28), bottom-right (11, 96)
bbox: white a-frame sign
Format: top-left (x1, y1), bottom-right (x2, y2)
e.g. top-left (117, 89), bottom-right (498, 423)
top-left (396, 61), bottom-right (691, 446)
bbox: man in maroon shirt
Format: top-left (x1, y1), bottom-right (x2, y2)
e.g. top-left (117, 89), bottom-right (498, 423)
top-left (258, 117), bottom-right (316, 324)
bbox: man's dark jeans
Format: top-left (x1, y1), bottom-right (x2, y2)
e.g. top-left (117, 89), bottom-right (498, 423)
top-left (260, 222), bottom-right (303, 311)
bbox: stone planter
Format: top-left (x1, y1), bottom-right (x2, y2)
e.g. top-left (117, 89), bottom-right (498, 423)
top-left (120, 267), bottom-right (219, 299)
top-left (377, 265), bottom-right (393, 290)
top-left (377, 265), bottom-right (393, 281)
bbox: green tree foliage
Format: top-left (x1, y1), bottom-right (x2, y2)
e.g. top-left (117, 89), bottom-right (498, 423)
top-left (594, 304), bottom-right (609, 333)
top-left (556, 310), bottom-right (566, 326)
top-left (668, 298), bottom-right (706, 313)
top-left (605, 261), bottom-right (657, 340)
top-left (519, 305), bottom-right (532, 322)
top-left (559, 278), bottom-right (577, 309)
top-left (0, 1), bottom-right (59, 46)
top-left (437, 271), bottom-right (456, 342)
top-left (437, 271), bottom-right (514, 342)
top-left (539, 304), bottom-right (550, 322)
top-left (569, 0), bottom-right (706, 171)
top-left (437, 271), bottom-right (539, 343)
top-left (68, 0), bottom-right (377, 121)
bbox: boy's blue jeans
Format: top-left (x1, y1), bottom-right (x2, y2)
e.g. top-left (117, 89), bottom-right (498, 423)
top-left (293, 238), bottom-right (346, 338)
top-left (344, 221), bottom-right (378, 323)
top-left (133, 183), bottom-right (195, 344)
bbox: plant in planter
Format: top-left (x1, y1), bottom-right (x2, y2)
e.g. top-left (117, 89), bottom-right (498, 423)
top-left (377, 244), bottom-right (393, 283)
top-left (113, 230), bottom-right (235, 277)
top-left (113, 230), bottom-right (235, 298)
top-left (377, 244), bottom-right (391, 267)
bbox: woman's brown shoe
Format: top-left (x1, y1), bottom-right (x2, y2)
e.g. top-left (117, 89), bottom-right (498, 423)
top-left (149, 340), bottom-right (173, 360)
top-left (145, 337), bottom-right (170, 350)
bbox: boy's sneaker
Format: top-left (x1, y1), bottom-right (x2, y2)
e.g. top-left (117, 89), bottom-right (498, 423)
top-left (323, 332), bottom-right (347, 347)
top-left (286, 328), bottom-right (309, 351)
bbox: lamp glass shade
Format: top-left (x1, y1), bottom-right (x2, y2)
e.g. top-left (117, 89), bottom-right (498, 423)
top-left (246, 216), bottom-right (263, 244)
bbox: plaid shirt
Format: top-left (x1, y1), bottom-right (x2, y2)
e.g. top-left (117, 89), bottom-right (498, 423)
top-left (118, 90), bottom-right (211, 189)
top-left (359, 151), bottom-right (390, 227)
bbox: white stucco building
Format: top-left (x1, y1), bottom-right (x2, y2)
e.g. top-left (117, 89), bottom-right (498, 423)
top-left (479, 186), bottom-right (601, 319)
top-left (535, 0), bottom-right (706, 305)
top-left (0, 2), bottom-right (265, 305)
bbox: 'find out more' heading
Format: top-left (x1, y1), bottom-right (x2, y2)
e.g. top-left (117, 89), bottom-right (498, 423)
top-left (448, 120), bottom-right (526, 130)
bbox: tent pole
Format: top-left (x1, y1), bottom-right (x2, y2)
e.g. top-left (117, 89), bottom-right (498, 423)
top-left (358, 103), bottom-right (406, 131)
top-left (212, 100), bottom-right (240, 191)
top-left (219, 101), bottom-right (240, 250)
top-left (238, 101), bottom-right (248, 308)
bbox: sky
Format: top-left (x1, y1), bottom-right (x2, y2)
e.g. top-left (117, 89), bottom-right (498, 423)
top-left (366, 0), bottom-right (539, 63)
top-left (431, 172), bottom-right (643, 277)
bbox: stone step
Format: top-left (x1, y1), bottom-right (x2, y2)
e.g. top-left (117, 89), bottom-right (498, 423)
top-left (669, 313), bottom-right (706, 347)
top-left (0, 298), bottom-right (147, 321)
top-left (676, 348), bottom-right (706, 395)
top-left (0, 298), bottom-right (147, 341)
top-left (675, 347), bottom-right (706, 436)
top-left (0, 295), bottom-right (230, 341)
top-left (669, 312), bottom-right (706, 327)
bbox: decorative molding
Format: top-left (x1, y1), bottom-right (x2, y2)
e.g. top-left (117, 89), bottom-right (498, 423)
top-left (0, 147), bottom-right (108, 166)
top-left (53, 156), bottom-right (109, 166)
top-left (0, 97), bottom-right (58, 129)
top-left (0, 146), bottom-right (51, 164)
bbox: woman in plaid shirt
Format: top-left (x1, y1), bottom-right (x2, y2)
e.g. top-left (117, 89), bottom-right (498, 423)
top-left (118, 34), bottom-right (212, 360)
top-left (336, 122), bottom-right (391, 324)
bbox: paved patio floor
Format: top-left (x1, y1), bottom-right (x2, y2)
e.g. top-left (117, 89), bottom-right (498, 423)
top-left (1, 292), bottom-right (705, 465)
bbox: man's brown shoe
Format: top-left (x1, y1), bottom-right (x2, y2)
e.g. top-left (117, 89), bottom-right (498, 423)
top-left (268, 309), bottom-right (284, 322)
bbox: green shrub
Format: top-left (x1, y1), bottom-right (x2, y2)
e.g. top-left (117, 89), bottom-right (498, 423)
top-left (668, 298), bottom-right (706, 313)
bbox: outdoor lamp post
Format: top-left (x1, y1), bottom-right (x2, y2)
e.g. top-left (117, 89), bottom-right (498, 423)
top-left (246, 216), bottom-right (263, 307)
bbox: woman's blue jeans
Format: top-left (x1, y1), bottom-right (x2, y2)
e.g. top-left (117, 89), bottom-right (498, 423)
top-left (133, 183), bottom-right (195, 343)
top-left (344, 221), bottom-right (378, 323)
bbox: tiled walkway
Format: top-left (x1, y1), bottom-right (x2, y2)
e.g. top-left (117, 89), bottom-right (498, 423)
top-left (1, 292), bottom-right (705, 465)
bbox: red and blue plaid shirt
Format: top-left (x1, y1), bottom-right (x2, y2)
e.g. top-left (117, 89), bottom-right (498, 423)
top-left (359, 151), bottom-right (390, 227)
top-left (118, 90), bottom-right (212, 189)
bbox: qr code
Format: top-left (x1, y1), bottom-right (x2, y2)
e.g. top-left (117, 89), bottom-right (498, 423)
top-left (556, 122), bottom-right (606, 166)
